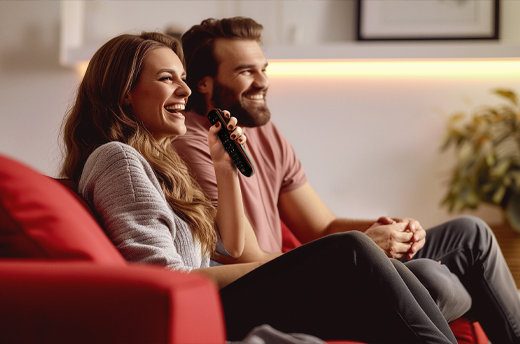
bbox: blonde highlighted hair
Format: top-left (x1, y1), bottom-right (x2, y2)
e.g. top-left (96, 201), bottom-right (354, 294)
top-left (61, 31), bottom-right (217, 256)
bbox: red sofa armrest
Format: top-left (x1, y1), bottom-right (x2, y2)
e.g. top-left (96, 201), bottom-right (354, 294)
top-left (0, 261), bottom-right (226, 344)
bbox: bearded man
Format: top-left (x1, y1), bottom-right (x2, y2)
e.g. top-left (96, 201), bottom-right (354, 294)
top-left (172, 17), bottom-right (520, 343)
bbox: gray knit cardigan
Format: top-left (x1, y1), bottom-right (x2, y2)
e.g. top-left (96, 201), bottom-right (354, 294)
top-left (79, 141), bottom-right (212, 273)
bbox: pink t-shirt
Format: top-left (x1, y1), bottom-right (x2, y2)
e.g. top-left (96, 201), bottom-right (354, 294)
top-left (173, 111), bottom-right (307, 253)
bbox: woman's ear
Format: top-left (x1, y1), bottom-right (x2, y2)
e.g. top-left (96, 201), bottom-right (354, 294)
top-left (123, 93), bottom-right (132, 106)
top-left (198, 76), bottom-right (213, 95)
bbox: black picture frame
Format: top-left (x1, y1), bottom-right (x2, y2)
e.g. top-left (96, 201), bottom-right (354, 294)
top-left (356, 0), bottom-right (500, 41)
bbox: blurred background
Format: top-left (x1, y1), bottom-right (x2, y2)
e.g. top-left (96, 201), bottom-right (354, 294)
top-left (1, 0), bottom-right (520, 229)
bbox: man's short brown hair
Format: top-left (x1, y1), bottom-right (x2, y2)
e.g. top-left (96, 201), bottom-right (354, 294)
top-left (181, 17), bottom-right (263, 115)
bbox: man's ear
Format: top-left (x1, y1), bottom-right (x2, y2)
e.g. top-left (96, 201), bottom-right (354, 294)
top-left (198, 76), bottom-right (213, 95)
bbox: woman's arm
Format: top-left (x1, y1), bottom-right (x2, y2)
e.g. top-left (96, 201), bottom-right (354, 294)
top-left (194, 262), bottom-right (261, 289)
top-left (79, 142), bottom-right (197, 272)
top-left (207, 112), bottom-right (247, 258)
top-left (213, 219), bottom-right (282, 265)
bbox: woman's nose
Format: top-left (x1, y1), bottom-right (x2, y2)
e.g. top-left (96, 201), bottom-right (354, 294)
top-left (176, 82), bottom-right (191, 97)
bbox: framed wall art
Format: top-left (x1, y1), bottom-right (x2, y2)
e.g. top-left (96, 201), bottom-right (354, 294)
top-left (356, 0), bottom-right (499, 41)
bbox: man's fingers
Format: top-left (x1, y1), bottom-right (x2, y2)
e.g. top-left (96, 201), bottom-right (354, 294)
top-left (394, 228), bottom-right (415, 242)
top-left (412, 227), bottom-right (426, 242)
top-left (386, 242), bottom-right (414, 258)
top-left (377, 216), bottom-right (395, 224)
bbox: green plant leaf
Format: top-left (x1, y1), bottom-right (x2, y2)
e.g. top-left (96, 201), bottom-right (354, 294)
top-left (490, 159), bottom-right (512, 178)
top-left (442, 88), bottom-right (519, 213)
top-left (492, 184), bottom-right (507, 204)
top-left (485, 152), bottom-right (495, 166)
top-left (509, 171), bottom-right (520, 187)
top-left (493, 89), bottom-right (519, 106)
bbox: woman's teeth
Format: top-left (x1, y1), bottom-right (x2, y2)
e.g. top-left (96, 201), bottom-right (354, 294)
top-left (165, 104), bottom-right (185, 113)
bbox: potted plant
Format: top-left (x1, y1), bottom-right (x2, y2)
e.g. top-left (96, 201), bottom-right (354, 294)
top-left (441, 89), bottom-right (520, 232)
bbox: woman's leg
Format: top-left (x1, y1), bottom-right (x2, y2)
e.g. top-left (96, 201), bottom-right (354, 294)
top-left (220, 232), bottom-right (457, 344)
top-left (404, 259), bottom-right (472, 323)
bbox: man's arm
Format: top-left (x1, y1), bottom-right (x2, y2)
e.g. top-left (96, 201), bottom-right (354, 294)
top-left (278, 182), bottom-right (425, 259)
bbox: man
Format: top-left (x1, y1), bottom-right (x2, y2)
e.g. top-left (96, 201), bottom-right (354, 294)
top-left (173, 17), bottom-right (520, 343)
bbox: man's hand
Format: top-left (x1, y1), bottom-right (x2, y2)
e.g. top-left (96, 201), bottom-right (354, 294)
top-left (365, 217), bottom-right (425, 259)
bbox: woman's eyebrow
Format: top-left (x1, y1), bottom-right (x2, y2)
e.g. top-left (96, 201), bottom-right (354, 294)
top-left (156, 68), bottom-right (174, 75)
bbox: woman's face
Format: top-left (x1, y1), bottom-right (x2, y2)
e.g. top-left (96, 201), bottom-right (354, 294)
top-left (125, 47), bottom-right (191, 143)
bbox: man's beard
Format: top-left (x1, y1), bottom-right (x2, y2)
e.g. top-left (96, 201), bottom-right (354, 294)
top-left (211, 81), bottom-right (271, 127)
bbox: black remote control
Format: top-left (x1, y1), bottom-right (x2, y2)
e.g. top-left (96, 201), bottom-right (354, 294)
top-left (207, 108), bottom-right (255, 177)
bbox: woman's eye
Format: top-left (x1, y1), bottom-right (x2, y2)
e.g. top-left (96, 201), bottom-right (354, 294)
top-left (160, 76), bottom-right (172, 82)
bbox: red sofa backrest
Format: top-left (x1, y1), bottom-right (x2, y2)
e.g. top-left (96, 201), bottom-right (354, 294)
top-left (0, 153), bottom-right (125, 264)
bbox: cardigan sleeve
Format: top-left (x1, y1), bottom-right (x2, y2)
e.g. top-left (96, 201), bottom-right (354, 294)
top-left (79, 142), bottom-right (202, 273)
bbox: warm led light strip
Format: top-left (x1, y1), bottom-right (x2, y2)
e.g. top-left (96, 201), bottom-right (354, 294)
top-left (77, 59), bottom-right (520, 79)
top-left (267, 59), bottom-right (520, 79)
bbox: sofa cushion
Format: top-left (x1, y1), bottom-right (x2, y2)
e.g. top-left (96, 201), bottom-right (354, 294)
top-left (0, 154), bottom-right (125, 264)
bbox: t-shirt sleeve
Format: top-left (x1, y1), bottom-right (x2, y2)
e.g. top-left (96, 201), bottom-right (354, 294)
top-left (79, 143), bottom-right (194, 273)
top-left (173, 133), bottom-right (219, 207)
top-left (274, 124), bottom-right (307, 194)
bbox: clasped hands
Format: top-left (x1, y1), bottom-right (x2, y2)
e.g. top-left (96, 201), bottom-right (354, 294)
top-left (365, 217), bottom-right (425, 260)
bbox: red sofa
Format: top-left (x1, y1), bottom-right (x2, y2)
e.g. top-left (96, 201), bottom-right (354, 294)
top-left (0, 153), bottom-right (226, 344)
top-left (0, 152), bottom-right (489, 344)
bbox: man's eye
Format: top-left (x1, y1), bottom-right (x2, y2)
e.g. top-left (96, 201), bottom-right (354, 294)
top-left (241, 70), bottom-right (252, 75)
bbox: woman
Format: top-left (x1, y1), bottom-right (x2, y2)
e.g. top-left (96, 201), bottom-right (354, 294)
top-left (61, 31), bottom-right (457, 344)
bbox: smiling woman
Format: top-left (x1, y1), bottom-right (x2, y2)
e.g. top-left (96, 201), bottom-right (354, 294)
top-left (60, 31), bottom-right (248, 266)
top-left (124, 47), bottom-right (191, 142)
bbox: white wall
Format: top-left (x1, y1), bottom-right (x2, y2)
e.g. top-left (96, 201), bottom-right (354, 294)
top-left (269, 75), bottom-right (520, 228)
top-left (1, 1), bottom-right (519, 229)
top-left (0, 1), bottom-right (81, 176)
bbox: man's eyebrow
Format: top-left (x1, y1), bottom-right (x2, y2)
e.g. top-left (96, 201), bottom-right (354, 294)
top-left (234, 62), bottom-right (269, 72)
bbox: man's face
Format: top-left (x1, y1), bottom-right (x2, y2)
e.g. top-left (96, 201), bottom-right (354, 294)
top-left (211, 38), bottom-right (270, 127)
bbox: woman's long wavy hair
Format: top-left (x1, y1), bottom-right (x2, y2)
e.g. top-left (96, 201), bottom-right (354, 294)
top-left (60, 31), bottom-right (217, 256)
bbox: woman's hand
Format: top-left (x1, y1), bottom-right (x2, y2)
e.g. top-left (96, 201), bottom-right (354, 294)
top-left (207, 110), bottom-right (247, 173)
top-left (207, 110), bottom-right (247, 258)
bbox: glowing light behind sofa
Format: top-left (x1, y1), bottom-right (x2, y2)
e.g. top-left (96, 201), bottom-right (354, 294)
top-left (266, 60), bottom-right (520, 79)
top-left (78, 59), bottom-right (520, 80)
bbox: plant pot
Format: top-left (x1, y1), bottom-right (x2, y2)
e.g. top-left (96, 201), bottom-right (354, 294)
top-left (506, 193), bottom-right (520, 233)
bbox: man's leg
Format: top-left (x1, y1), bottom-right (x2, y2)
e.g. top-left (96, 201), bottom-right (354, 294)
top-left (404, 258), bottom-right (472, 323)
top-left (410, 215), bottom-right (520, 343)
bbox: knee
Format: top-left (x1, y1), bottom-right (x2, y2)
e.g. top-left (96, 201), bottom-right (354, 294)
top-left (406, 259), bottom-right (472, 322)
top-left (449, 215), bottom-right (495, 249)
top-left (328, 231), bottom-right (373, 248)
top-left (452, 215), bottom-right (490, 232)
top-left (327, 231), bottom-right (388, 263)
top-left (405, 259), bottom-right (454, 293)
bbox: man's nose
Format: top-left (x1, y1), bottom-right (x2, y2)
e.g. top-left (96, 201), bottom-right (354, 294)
top-left (253, 72), bottom-right (269, 89)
